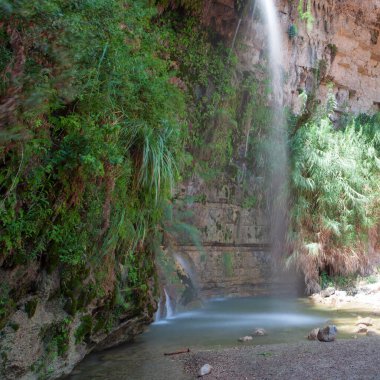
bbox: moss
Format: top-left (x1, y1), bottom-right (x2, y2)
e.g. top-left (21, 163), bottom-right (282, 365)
top-left (327, 43), bottom-right (338, 62)
top-left (317, 59), bottom-right (328, 82)
top-left (0, 285), bottom-right (16, 330)
top-left (9, 322), bottom-right (19, 332)
top-left (222, 252), bottom-right (234, 277)
top-left (25, 299), bottom-right (38, 319)
top-left (75, 316), bottom-right (93, 344)
top-left (55, 319), bottom-right (71, 357)
top-left (93, 315), bottom-right (107, 334)
top-left (68, 296), bottom-right (81, 315)
top-left (288, 24), bottom-right (298, 39)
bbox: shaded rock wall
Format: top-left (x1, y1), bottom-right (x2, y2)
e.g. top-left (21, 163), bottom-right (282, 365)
top-left (0, 262), bottom-right (155, 380)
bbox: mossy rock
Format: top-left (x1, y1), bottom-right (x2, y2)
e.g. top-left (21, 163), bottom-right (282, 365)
top-left (25, 299), bottom-right (38, 318)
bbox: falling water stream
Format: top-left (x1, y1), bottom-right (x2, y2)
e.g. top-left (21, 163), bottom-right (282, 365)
top-left (164, 288), bottom-right (174, 319)
top-left (256, 0), bottom-right (289, 264)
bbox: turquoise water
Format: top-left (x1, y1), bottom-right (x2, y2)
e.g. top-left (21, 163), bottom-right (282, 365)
top-left (66, 297), bottom-right (330, 380)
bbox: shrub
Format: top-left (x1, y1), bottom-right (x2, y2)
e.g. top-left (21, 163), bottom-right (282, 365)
top-left (289, 112), bottom-right (380, 293)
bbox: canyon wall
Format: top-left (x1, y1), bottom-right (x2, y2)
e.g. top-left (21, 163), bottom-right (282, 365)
top-left (178, 0), bottom-right (380, 299)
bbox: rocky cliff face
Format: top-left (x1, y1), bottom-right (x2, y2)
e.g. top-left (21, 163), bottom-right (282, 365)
top-left (200, 0), bottom-right (380, 113)
top-left (1, 1), bottom-right (379, 378)
top-left (0, 260), bottom-right (156, 379)
top-left (280, 0), bottom-right (380, 114)
top-left (177, 0), bottom-right (380, 299)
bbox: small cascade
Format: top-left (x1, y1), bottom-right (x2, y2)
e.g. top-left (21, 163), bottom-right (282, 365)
top-left (173, 253), bottom-right (198, 290)
top-left (164, 288), bottom-right (174, 319)
top-left (154, 296), bottom-right (162, 322)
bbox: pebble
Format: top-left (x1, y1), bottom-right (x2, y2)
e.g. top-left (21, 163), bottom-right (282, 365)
top-left (238, 336), bottom-right (253, 342)
top-left (198, 364), bottom-right (212, 377)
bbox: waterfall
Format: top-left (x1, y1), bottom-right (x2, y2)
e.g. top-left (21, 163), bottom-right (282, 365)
top-left (164, 288), bottom-right (174, 318)
top-left (255, 0), bottom-right (289, 262)
top-left (173, 253), bottom-right (198, 289)
top-left (257, 0), bottom-right (283, 103)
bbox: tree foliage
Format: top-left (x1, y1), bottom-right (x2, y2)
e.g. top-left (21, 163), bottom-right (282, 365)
top-left (289, 107), bottom-right (380, 293)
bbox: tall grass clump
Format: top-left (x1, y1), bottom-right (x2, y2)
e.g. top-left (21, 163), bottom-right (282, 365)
top-left (289, 103), bottom-right (380, 293)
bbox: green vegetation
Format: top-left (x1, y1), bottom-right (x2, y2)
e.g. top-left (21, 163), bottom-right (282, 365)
top-left (1, 1), bottom-right (379, 377)
top-left (297, 0), bottom-right (314, 32)
top-left (25, 299), bottom-right (38, 318)
top-left (0, 0), bottom-right (241, 375)
top-left (160, 15), bottom-right (238, 176)
top-left (289, 93), bottom-right (380, 293)
top-left (222, 252), bottom-right (234, 277)
top-left (0, 0), bottom-right (193, 374)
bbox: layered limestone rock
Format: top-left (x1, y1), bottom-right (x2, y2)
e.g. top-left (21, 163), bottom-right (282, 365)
top-left (175, 177), bottom-right (271, 298)
top-left (201, 0), bottom-right (380, 114)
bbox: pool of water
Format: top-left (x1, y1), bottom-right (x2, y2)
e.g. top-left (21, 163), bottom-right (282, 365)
top-left (65, 296), bottom-right (361, 380)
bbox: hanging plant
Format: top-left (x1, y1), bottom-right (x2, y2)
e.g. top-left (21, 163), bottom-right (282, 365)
top-left (288, 24), bottom-right (298, 39)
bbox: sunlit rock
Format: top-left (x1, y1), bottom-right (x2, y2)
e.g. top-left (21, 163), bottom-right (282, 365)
top-left (238, 335), bottom-right (253, 342)
top-left (317, 325), bottom-right (338, 342)
top-left (199, 364), bottom-right (213, 377)
top-left (307, 328), bottom-right (320, 341)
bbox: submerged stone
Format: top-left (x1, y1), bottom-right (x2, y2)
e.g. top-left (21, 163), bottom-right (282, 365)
top-left (253, 328), bottom-right (267, 336)
top-left (238, 335), bottom-right (253, 342)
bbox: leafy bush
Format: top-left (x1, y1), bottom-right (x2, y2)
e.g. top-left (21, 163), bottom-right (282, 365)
top-left (289, 110), bottom-right (380, 293)
top-left (0, 0), bottom-right (187, 342)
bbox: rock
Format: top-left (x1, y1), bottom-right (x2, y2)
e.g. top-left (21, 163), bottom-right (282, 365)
top-left (253, 328), bottom-right (267, 336)
top-left (354, 324), bottom-right (368, 334)
top-left (366, 330), bottom-right (378, 337)
top-left (317, 325), bottom-right (338, 342)
top-left (238, 335), bottom-right (253, 342)
top-left (307, 328), bottom-right (320, 341)
top-left (198, 364), bottom-right (213, 377)
top-left (356, 317), bottom-right (373, 326)
top-left (321, 287), bottom-right (336, 298)
top-left (335, 290), bottom-right (347, 298)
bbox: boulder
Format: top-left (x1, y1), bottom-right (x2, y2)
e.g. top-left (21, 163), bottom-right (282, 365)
top-left (317, 325), bottom-right (338, 342)
top-left (354, 324), bottom-right (368, 334)
top-left (307, 328), bottom-right (320, 341)
top-left (366, 330), bottom-right (378, 337)
top-left (238, 336), bottom-right (253, 342)
top-left (253, 328), bottom-right (267, 336)
top-left (199, 364), bottom-right (213, 377)
top-left (321, 287), bottom-right (336, 298)
top-left (356, 317), bottom-right (373, 326)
